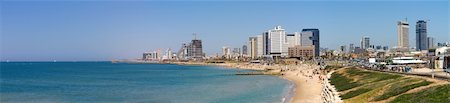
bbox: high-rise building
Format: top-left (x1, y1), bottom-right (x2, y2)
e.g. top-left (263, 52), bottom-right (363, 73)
top-left (167, 48), bottom-right (173, 60)
top-left (416, 20), bottom-right (428, 51)
top-left (248, 37), bottom-right (258, 59)
top-left (222, 46), bottom-right (231, 57)
top-left (397, 20), bottom-right (410, 48)
top-left (191, 39), bottom-right (203, 59)
top-left (267, 26), bottom-right (288, 57)
top-left (286, 32), bottom-right (301, 47)
top-left (427, 37), bottom-right (435, 49)
top-left (301, 29), bottom-right (320, 57)
top-left (262, 32), bottom-right (269, 56)
top-left (360, 36), bottom-right (370, 49)
top-left (176, 36), bottom-right (204, 60)
top-left (349, 43), bottom-right (355, 53)
top-left (233, 48), bottom-right (241, 56)
top-left (177, 43), bottom-right (190, 60)
top-left (242, 45), bottom-right (248, 56)
top-left (257, 35), bottom-right (264, 57)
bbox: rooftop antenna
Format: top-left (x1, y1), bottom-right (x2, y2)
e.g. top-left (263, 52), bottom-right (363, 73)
top-left (405, 17), bottom-right (408, 22)
top-left (193, 33), bottom-right (197, 40)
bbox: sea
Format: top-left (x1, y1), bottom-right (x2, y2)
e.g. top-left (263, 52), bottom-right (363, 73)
top-left (0, 62), bottom-right (293, 103)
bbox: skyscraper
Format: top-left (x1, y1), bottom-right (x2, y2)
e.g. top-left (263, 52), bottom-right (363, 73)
top-left (397, 20), bottom-right (409, 48)
top-left (360, 36), bottom-right (370, 49)
top-left (257, 35), bottom-right (264, 57)
top-left (349, 43), bottom-right (355, 53)
top-left (177, 36), bottom-right (204, 60)
top-left (301, 29), bottom-right (320, 57)
top-left (416, 20), bottom-right (427, 51)
top-left (267, 26), bottom-right (288, 57)
top-left (191, 39), bottom-right (203, 59)
top-left (248, 37), bottom-right (258, 59)
top-left (427, 37), bottom-right (435, 49)
top-left (242, 45), bottom-right (248, 56)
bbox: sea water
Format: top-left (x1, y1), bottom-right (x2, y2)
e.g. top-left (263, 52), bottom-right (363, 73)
top-left (0, 62), bottom-right (292, 103)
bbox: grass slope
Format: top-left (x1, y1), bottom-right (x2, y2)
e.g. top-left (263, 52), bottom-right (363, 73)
top-left (328, 67), bottom-right (444, 103)
top-left (390, 84), bottom-right (450, 103)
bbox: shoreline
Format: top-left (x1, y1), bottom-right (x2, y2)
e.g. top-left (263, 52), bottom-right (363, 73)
top-left (170, 62), bottom-right (324, 103)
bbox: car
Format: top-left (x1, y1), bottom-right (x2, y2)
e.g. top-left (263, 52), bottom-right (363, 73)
top-left (445, 69), bottom-right (450, 73)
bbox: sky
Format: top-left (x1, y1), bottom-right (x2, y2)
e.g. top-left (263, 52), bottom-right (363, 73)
top-left (1, 0), bottom-right (449, 61)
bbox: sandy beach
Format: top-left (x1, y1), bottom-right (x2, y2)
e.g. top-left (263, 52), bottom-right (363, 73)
top-left (174, 62), bottom-right (325, 103)
top-left (283, 65), bottom-right (323, 103)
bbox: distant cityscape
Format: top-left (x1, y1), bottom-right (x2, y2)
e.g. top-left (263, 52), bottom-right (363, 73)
top-left (140, 19), bottom-right (449, 70)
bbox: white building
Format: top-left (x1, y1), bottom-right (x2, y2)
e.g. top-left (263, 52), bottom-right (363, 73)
top-left (222, 46), bottom-right (231, 58)
top-left (267, 26), bottom-right (289, 57)
top-left (392, 57), bottom-right (426, 64)
top-left (256, 35), bottom-right (264, 57)
top-left (248, 37), bottom-right (258, 59)
top-left (286, 32), bottom-right (301, 48)
top-left (397, 20), bottom-right (409, 49)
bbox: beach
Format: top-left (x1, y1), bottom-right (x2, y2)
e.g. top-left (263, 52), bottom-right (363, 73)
top-left (174, 62), bottom-right (325, 103)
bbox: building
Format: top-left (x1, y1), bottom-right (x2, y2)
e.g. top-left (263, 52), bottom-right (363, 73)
top-left (397, 20), bottom-right (410, 49)
top-left (354, 47), bottom-right (364, 54)
top-left (301, 29), bottom-right (320, 57)
top-left (437, 42), bottom-right (449, 47)
top-left (248, 37), bottom-right (258, 59)
top-left (416, 20), bottom-right (428, 51)
top-left (434, 47), bottom-right (450, 69)
top-left (376, 45), bottom-right (382, 50)
top-left (191, 39), bottom-right (203, 59)
top-left (257, 35), bottom-right (264, 57)
top-left (242, 45), bottom-right (248, 56)
top-left (360, 36), bottom-right (370, 49)
top-left (339, 45), bottom-right (346, 52)
top-left (267, 26), bottom-right (289, 57)
top-left (286, 32), bottom-right (301, 47)
top-left (166, 48), bottom-right (173, 60)
top-left (383, 46), bottom-right (389, 50)
top-left (177, 43), bottom-right (190, 60)
top-left (349, 43), bottom-right (355, 53)
top-left (177, 37), bottom-right (204, 60)
top-left (222, 46), bottom-right (231, 58)
top-left (288, 45), bottom-right (315, 59)
top-left (143, 51), bottom-right (159, 61)
top-left (232, 48), bottom-right (241, 56)
top-left (427, 37), bottom-right (435, 49)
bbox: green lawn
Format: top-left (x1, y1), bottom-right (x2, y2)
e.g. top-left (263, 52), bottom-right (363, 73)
top-left (341, 88), bottom-right (372, 99)
top-left (373, 80), bottom-right (432, 101)
top-left (329, 73), bottom-right (360, 91)
top-left (390, 84), bottom-right (450, 103)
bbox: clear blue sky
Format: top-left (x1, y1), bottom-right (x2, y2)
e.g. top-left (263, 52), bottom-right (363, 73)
top-left (1, 0), bottom-right (449, 61)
